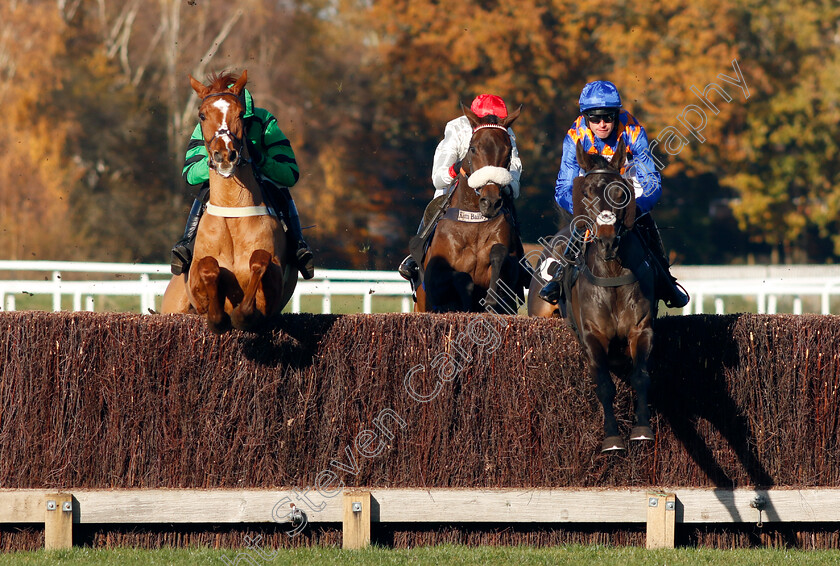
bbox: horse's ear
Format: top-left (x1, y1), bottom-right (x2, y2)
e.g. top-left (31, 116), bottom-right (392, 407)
top-left (623, 186), bottom-right (636, 229)
top-left (611, 137), bottom-right (627, 171)
top-left (572, 176), bottom-right (585, 217)
top-left (462, 102), bottom-right (481, 129)
top-left (230, 70), bottom-right (248, 96)
top-left (576, 140), bottom-right (594, 172)
top-left (189, 74), bottom-right (209, 99)
top-left (502, 105), bottom-right (522, 129)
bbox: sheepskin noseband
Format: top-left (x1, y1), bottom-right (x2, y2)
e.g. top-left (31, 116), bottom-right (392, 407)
top-left (468, 166), bottom-right (514, 196)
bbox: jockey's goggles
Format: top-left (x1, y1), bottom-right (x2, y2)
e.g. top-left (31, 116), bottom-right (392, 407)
top-left (586, 113), bottom-right (616, 124)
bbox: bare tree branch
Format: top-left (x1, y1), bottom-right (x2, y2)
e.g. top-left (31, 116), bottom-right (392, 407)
top-left (178, 8), bottom-right (245, 141)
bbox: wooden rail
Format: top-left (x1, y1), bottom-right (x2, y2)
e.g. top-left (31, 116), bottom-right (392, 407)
top-left (3, 488), bottom-right (838, 550)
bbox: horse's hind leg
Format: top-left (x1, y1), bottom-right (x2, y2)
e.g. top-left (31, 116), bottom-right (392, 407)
top-left (232, 249), bottom-right (272, 330)
top-left (196, 257), bottom-right (231, 334)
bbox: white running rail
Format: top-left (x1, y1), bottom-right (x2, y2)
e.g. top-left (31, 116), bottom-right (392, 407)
top-left (1, 261), bottom-right (840, 315)
top-left (0, 261), bottom-right (413, 314)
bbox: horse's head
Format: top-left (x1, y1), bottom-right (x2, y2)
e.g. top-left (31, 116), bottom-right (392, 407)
top-left (572, 138), bottom-right (635, 261)
top-left (461, 103), bottom-right (521, 218)
top-left (189, 71), bottom-right (249, 178)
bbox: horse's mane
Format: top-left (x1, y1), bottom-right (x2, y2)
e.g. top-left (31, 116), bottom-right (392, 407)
top-left (205, 72), bottom-right (240, 93)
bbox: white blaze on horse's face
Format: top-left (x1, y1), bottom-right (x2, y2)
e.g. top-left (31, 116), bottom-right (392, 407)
top-left (213, 99), bottom-right (232, 142)
top-left (207, 97), bottom-right (239, 178)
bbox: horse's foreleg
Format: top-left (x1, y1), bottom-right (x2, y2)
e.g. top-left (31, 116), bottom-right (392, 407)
top-left (628, 326), bottom-right (655, 441)
top-left (196, 257), bottom-right (231, 334)
top-left (484, 243), bottom-right (516, 314)
top-left (583, 333), bottom-right (625, 452)
top-left (232, 249), bottom-right (272, 330)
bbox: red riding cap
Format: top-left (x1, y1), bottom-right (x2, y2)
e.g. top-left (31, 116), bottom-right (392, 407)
top-left (470, 94), bottom-right (508, 119)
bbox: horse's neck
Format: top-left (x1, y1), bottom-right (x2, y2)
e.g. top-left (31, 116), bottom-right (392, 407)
top-left (451, 178), bottom-right (479, 211)
top-left (584, 245), bottom-right (626, 277)
top-left (208, 169), bottom-right (264, 207)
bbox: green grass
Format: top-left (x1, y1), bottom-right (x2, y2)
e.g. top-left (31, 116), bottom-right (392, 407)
top-left (2, 545), bottom-right (839, 565)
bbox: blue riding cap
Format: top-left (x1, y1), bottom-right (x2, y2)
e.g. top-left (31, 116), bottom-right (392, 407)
top-left (579, 81), bottom-right (622, 113)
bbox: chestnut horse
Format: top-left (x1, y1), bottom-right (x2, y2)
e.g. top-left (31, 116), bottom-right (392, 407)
top-left (415, 105), bottom-right (524, 313)
top-left (161, 71), bottom-right (297, 332)
top-left (543, 139), bottom-right (657, 452)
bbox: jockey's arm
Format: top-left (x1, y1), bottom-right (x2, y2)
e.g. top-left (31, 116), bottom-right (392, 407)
top-left (553, 134), bottom-right (578, 215)
top-left (431, 117), bottom-right (468, 198)
top-left (508, 129), bottom-right (522, 198)
top-left (182, 123), bottom-right (210, 187)
top-left (626, 128), bottom-right (662, 214)
top-left (250, 109), bottom-right (300, 188)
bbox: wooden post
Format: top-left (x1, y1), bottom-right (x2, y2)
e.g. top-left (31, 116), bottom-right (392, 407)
top-left (342, 490), bottom-right (371, 549)
top-left (646, 492), bottom-right (676, 549)
top-left (44, 493), bottom-right (73, 550)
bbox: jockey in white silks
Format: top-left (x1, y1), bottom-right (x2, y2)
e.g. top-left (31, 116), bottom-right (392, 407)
top-left (398, 94), bottom-right (523, 283)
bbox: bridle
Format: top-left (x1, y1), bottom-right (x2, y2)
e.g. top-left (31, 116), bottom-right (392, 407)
top-left (200, 92), bottom-right (247, 169)
top-left (464, 123), bottom-right (512, 196)
top-left (581, 168), bottom-right (630, 252)
top-left (199, 91), bottom-right (270, 219)
top-left (575, 168), bottom-right (642, 289)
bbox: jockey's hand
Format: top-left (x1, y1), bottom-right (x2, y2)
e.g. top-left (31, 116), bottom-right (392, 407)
top-left (249, 145), bottom-right (263, 167)
top-left (449, 159), bottom-right (463, 180)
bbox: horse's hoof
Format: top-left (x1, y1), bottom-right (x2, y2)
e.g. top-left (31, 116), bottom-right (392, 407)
top-left (601, 436), bottom-right (626, 452)
top-left (630, 426), bottom-right (654, 441)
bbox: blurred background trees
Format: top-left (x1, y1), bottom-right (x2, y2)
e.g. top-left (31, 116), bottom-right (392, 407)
top-left (0, 0), bottom-right (837, 267)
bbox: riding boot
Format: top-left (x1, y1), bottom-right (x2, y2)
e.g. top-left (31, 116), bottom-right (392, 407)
top-left (635, 214), bottom-right (689, 309)
top-left (538, 262), bottom-right (564, 305)
top-left (170, 186), bottom-right (210, 276)
top-left (399, 219), bottom-right (424, 282)
top-left (404, 194), bottom-right (449, 284)
top-left (275, 187), bottom-right (315, 280)
top-left (538, 228), bottom-right (583, 304)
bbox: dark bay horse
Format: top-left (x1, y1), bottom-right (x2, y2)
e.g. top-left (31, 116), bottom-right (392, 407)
top-left (415, 105), bottom-right (524, 313)
top-left (556, 139), bottom-right (657, 452)
top-left (162, 71), bottom-right (297, 332)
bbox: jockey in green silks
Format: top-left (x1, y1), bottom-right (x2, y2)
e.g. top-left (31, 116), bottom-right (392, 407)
top-left (171, 86), bottom-right (314, 280)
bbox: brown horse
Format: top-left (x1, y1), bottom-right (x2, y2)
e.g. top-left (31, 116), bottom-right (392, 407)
top-left (161, 71), bottom-right (297, 332)
top-left (550, 139), bottom-right (657, 452)
top-left (415, 105), bottom-right (524, 313)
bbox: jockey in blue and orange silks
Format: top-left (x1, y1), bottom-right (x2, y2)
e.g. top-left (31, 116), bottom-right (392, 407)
top-left (539, 80), bottom-right (689, 309)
